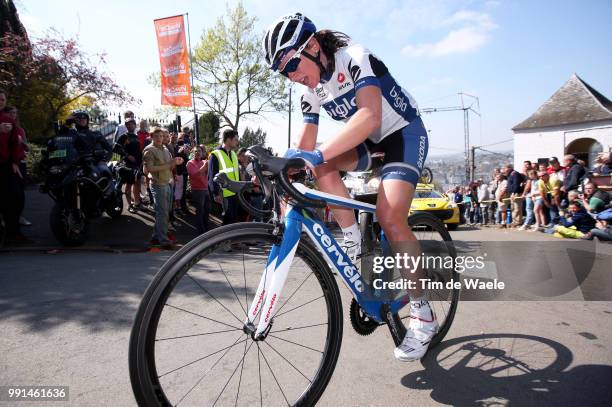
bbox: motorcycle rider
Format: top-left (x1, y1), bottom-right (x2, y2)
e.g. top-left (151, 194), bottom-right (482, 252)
top-left (58, 110), bottom-right (113, 179)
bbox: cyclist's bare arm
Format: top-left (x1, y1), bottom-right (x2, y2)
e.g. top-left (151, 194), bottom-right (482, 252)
top-left (318, 85), bottom-right (382, 161)
top-left (296, 123), bottom-right (318, 150)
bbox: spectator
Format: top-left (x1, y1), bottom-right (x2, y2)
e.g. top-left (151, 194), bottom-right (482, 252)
top-left (186, 146), bottom-right (210, 234)
top-left (175, 134), bottom-right (190, 213)
top-left (582, 182), bottom-right (610, 214)
top-left (0, 89), bottom-right (28, 243)
top-left (522, 160), bottom-right (532, 176)
top-left (113, 110), bottom-right (134, 142)
top-left (4, 106), bottom-right (31, 227)
top-left (476, 179), bottom-right (490, 225)
top-left (143, 128), bottom-right (180, 249)
top-left (519, 169), bottom-right (539, 230)
top-left (162, 130), bottom-right (178, 231)
top-left (505, 164), bottom-right (525, 227)
top-left (495, 173), bottom-right (508, 228)
top-left (137, 120), bottom-right (154, 205)
top-left (546, 201), bottom-right (595, 238)
top-left (537, 162), bottom-right (548, 172)
top-left (547, 156), bottom-right (565, 184)
top-left (582, 218), bottom-right (612, 242)
top-left (537, 171), bottom-right (562, 229)
top-left (488, 170), bottom-right (500, 224)
top-left (237, 147), bottom-right (250, 181)
top-left (114, 117), bottom-right (142, 212)
top-left (561, 154), bottom-right (585, 194)
top-left (463, 185), bottom-right (476, 225)
top-left (592, 152), bottom-right (611, 175)
top-left (137, 120), bottom-right (150, 150)
top-left (209, 129), bottom-right (240, 225)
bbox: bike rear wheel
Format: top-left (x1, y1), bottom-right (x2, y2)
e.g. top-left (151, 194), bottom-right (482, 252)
top-left (359, 211), bottom-right (459, 349)
top-left (129, 222), bottom-right (343, 406)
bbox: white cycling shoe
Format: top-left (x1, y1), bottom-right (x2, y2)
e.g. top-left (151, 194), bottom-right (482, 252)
top-left (394, 304), bottom-right (438, 362)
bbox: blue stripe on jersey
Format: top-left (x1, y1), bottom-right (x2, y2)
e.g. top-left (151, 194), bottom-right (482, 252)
top-left (303, 113), bottom-right (319, 125)
top-left (355, 77), bottom-right (380, 92)
top-left (378, 73), bottom-right (418, 122)
top-left (322, 89), bottom-right (357, 121)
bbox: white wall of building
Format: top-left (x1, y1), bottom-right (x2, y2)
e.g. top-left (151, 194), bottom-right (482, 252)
top-left (513, 120), bottom-right (612, 169)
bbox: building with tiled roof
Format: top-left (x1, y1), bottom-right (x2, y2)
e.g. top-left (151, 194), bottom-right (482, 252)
top-left (512, 74), bottom-right (612, 169)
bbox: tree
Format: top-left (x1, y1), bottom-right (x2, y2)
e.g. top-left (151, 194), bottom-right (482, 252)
top-left (198, 111), bottom-right (220, 144)
top-left (192, 3), bottom-right (287, 132)
top-left (1, 2), bottom-right (135, 142)
top-left (240, 126), bottom-right (266, 148)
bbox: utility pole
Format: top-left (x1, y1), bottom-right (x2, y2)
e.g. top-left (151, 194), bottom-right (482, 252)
top-left (421, 92), bottom-right (480, 184)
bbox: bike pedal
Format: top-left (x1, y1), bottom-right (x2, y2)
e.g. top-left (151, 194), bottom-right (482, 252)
top-left (380, 304), bottom-right (407, 347)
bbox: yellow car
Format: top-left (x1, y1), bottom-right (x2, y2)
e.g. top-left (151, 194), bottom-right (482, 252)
top-left (409, 184), bottom-right (460, 230)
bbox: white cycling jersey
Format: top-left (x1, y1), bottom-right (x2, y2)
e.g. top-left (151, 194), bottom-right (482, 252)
top-left (301, 43), bottom-right (419, 143)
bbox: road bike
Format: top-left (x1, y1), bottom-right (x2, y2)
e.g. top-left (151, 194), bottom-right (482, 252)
top-left (129, 145), bottom-right (459, 406)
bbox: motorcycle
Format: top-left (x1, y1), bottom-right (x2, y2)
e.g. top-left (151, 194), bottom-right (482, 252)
top-left (40, 135), bottom-right (123, 246)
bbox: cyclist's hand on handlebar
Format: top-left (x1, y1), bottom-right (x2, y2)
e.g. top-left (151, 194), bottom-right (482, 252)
top-left (284, 148), bottom-right (324, 169)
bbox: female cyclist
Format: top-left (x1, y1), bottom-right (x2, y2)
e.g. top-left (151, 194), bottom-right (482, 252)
top-left (263, 13), bottom-right (435, 361)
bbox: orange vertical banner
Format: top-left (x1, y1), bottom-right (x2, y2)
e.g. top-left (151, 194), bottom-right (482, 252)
top-left (154, 15), bottom-right (192, 107)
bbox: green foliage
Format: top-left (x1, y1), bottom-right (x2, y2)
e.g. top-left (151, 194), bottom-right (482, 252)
top-left (240, 126), bottom-right (266, 148)
top-left (192, 3), bottom-right (287, 131)
top-left (198, 111), bottom-right (220, 144)
top-left (1, 2), bottom-right (134, 144)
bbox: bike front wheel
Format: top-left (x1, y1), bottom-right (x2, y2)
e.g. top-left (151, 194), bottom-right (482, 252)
top-left (129, 222), bottom-right (343, 406)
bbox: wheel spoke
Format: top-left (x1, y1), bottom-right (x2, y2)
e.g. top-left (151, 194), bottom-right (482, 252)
top-left (159, 334), bottom-right (246, 379)
top-left (263, 340), bottom-right (312, 383)
top-left (217, 263), bottom-right (248, 317)
top-left (156, 327), bottom-right (242, 342)
top-left (187, 273), bottom-right (245, 326)
top-left (268, 334), bottom-right (323, 354)
top-left (165, 304), bottom-right (240, 330)
top-left (234, 340), bottom-right (249, 407)
top-left (175, 334), bottom-right (247, 405)
top-left (257, 343), bottom-right (263, 407)
top-left (211, 341), bottom-right (254, 407)
top-left (274, 295), bottom-right (324, 319)
top-left (271, 322), bottom-right (328, 334)
top-left (258, 344), bottom-right (291, 406)
top-left (273, 271), bottom-right (314, 317)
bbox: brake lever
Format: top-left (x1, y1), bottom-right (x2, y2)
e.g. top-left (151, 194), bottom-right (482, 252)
top-left (252, 160), bottom-right (274, 204)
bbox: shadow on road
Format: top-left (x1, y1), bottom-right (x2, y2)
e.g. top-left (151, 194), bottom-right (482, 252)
top-left (401, 333), bottom-right (612, 406)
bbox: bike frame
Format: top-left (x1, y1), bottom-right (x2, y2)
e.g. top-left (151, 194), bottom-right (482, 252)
top-left (245, 183), bottom-right (408, 338)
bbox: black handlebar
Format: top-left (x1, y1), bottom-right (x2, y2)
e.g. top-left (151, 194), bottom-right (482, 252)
top-left (213, 173), bottom-right (273, 219)
top-left (213, 145), bottom-right (327, 216)
top-left (247, 145), bottom-right (327, 209)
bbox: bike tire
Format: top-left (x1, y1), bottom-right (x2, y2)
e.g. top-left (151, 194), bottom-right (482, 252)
top-left (405, 212), bottom-right (459, 348)
top-left (129, 222), bottom-right (343, 407)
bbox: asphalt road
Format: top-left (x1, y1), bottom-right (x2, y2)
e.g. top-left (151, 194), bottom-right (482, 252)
top-left (1, 190), bottom-right (611, 406)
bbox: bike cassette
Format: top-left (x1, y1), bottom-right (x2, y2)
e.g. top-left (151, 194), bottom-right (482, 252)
top-left (349, 298), bottom-right (381, 336)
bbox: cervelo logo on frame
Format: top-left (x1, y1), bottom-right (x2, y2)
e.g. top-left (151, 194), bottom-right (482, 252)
top-left (324, 96), bottom-right (357, 120)
top-left (252, 289), bottom-right (266, 316)
top-left (312, 223), bottom-right (364, 292)
top-left (264, 293), bottom-right (277, 322)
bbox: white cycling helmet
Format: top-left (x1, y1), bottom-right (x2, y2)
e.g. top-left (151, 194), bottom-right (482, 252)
top-left (263, 13), bottom-right (317, 71)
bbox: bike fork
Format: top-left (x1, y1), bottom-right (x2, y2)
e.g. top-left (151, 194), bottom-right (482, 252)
top-left (244, 206), bottom-right (302, 340)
